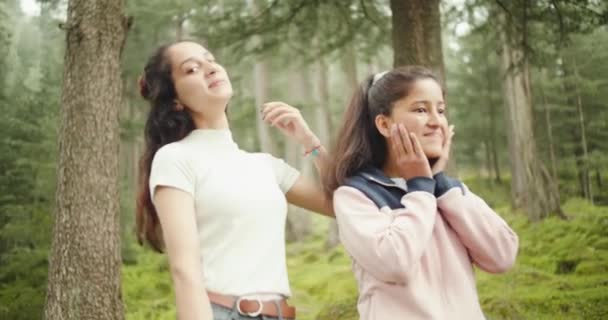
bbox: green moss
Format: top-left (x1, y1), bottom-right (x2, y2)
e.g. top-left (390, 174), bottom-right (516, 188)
top-left (122, 179), bottom-right (608, 320)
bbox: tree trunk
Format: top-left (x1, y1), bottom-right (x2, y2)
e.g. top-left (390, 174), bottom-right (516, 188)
top-left (483, 139), bottom-right (491, 177)
top-left (313, 57), bottom-right (339, 250)
top-left (539, 69), bottom-right (558, 183)
top-left (486, 67), bottom-right (502, 182)
top-left (390, 0), bottom-right (445, 82)
top-left (45, 1), bottom-right (129, 319)
top-left (340, 43), bottom-right (358, 99)
top-left (572, 58), bottom-right (592, 203)
top-left (559, 55), bottom-right (591, 202)
top-left (176, 13), bottom-right (185, 41)
top-left (253, 60), bottom-right (276, 154)
top-left (284, 69), bottom-right (312, 242)
top-left (499, 9), bottom-right (563, 220)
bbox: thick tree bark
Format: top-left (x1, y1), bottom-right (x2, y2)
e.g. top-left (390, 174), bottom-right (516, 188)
top-left (45, 0), bottom-right (129, 319)
top-left (390, 0), bottom-right (445, 82)
top-left (499, 9), bottom-right (563, 220)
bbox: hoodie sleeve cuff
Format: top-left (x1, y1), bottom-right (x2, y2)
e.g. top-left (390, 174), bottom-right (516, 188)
top-left (406, 177), bottom-right (436, 195)
top-left (433, 172), bottom-right (464, 197)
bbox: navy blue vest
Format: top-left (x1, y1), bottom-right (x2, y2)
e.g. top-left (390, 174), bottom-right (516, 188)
top-left (343, 166), bottom-right (408, 210)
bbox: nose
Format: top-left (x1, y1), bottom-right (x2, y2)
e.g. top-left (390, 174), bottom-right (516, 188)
top-left (201, 60), bottom-right (218, 78)
top-left (427, 109), bottom-right (441, 127)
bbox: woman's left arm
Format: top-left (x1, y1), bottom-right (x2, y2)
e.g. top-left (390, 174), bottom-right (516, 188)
top-left (261, 101), bottom-right (334, 217)
top-left (285, 174), bottom-right (334, 217)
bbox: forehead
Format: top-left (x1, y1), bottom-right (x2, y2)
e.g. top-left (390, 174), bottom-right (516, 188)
top-left (392, 78), bottom-right (444, 108)
top-left (406, 78), bottom-right (443, 99)
top-left (167, 42), bottom-right (211, 67)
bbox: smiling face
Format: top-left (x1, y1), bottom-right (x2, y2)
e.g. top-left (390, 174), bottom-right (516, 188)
top-left (377, 78), bottom-right (448, 159)
top-left (166, 41), bottom-right (233, 116)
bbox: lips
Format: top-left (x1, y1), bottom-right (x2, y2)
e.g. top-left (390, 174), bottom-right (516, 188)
top-left (424, 132), bottom-right (443, 139)
top-left (208, 79), bottom-right (224, 89)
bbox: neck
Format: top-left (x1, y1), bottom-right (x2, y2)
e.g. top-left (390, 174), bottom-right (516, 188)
top-left (191, 110), bottom-right (230, 130)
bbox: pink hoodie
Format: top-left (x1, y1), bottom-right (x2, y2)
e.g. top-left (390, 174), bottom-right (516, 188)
top-left (334, 183), bottom-right (518, 320)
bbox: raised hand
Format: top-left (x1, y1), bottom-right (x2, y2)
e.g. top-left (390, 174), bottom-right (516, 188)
top-left (431, 125), bottom-right (455, 175)
top-left (391, 123), bottom-right (433, 180)
top-left (261, 101), bottom-right (320, 149)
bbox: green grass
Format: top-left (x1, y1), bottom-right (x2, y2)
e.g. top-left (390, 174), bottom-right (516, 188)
top-left (123, 179), bottom-right (608, 320)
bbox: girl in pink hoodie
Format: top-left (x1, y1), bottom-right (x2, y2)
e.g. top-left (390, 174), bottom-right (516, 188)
top-left (324, 66), bottom-right (519, 320)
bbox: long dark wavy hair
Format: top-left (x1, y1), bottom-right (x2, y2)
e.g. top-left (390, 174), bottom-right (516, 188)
top-left (323, 66), bottom-right (441, 198)
top-left (136, 43), bottom-right (195, 252)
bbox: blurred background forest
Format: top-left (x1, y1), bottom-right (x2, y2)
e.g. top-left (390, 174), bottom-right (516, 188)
top-left (0, 0), bottom-right (607, 319)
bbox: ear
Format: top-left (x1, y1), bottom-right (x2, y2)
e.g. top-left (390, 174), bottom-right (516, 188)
top-left (375, 114), bottom-right (392, 138)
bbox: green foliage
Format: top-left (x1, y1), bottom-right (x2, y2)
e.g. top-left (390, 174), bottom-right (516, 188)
top-left (122, 249), bottom-right (176, 320)
top-left (446, 0), bottom-right (608, 204)
top-left (0, 4), bottom-right (63, 319)
top-left (476, 197), bottom-right (608, 320)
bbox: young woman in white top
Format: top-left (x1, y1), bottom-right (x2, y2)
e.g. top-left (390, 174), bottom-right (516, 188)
top-left (135, 41), bottom-right (333, 320)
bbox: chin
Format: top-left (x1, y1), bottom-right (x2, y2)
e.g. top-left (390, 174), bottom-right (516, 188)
top-left (424, 148), bottom-right (442, 159)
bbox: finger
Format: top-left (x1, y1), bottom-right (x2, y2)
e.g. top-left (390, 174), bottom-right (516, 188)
top-left (263, 101), bottom-right (297, 113)
top-left (271, 113), bottom-right (296, 127)
top-left (390, 124), bottom-right (406, 159)
top-left (410, 133), bottom-right (424, 156)
top-left (399, 124), bottom-right (413, 154)
top-left (260, 102), bottom-right (284, 116)
top-left (263, 106), bottom-right (292, 122)
top-left (444, 125), bottom-right (455, 152)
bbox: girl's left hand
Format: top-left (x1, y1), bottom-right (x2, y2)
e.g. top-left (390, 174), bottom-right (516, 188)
top-left (261, 101), bottom-right (320, 149)
top-left (432, 124), bottom-right (455, 175)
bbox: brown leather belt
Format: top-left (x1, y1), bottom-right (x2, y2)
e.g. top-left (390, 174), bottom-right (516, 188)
top-left (207, 291), bottom-right (296, 319)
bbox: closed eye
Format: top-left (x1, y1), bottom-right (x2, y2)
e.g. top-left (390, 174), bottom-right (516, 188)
top-left (186, 66), bottom-right (200, 74)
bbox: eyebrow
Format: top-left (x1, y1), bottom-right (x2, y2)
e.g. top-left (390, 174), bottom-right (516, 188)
top-left (179, 52), bottom-right (213, 68)
top-left (408, 100), bottom-right (446, 108)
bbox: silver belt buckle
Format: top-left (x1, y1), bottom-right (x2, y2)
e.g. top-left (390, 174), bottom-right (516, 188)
top-left (236, 296), bottom-right (264, 317)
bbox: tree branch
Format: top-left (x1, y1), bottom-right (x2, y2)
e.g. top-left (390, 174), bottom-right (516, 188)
top-left (494, 0), bottom-right (512, 18)
top-left (550, 0), bottom-right (565, 46)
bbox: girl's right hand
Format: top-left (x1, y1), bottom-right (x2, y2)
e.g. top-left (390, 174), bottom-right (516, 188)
top-left (391, 123), bottom-right (433, 180)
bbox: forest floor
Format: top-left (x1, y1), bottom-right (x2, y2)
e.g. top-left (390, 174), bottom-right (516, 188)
top-left (123, 178), bottom-right (608, 320)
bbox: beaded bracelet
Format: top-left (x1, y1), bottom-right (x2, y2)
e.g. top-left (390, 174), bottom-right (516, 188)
top-left (304, 145), bottom-right (322, 157)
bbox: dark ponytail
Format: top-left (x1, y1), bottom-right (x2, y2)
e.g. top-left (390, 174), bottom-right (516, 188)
top-left (323, 66), bottom-right (441, 198)
top-left (323, 75), bottom-right (388, 197)
top-left (136, 43), bottom-right (195, 253)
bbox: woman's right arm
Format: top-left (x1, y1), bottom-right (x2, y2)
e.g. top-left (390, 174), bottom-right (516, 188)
top-left (334, 182), bottom-right (437, 285)
top-left (154, 186), bottom-right (212, 320)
